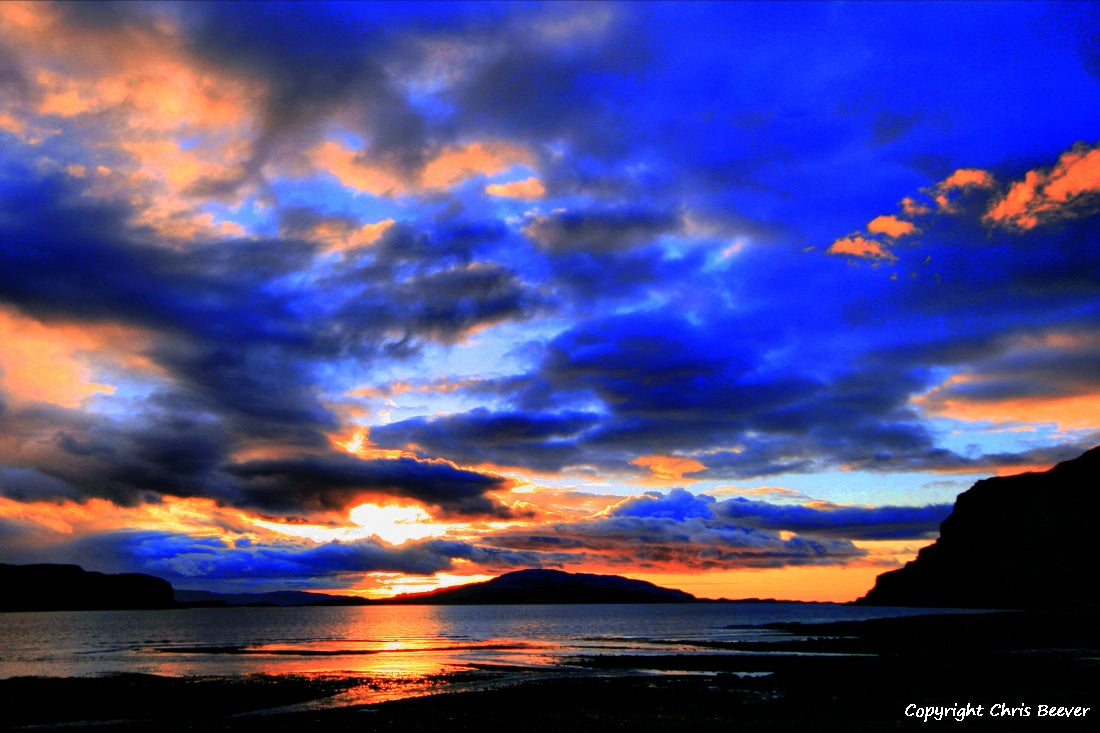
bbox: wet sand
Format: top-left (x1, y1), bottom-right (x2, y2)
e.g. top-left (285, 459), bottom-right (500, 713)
top-left (3, 610), bottom-right (1097, 732)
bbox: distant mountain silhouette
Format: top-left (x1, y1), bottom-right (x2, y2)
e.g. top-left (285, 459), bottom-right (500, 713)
top-left (0, 563), bottom-right (174, 612)
top-left (858, 446), bottom-right (1100, 609)
top-left (381, 569), bottom-right (697, 604)
top-left (175, 570), bottom-right (696, 607)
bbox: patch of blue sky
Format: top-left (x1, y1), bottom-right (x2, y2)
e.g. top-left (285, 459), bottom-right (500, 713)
top-left (429, 318), bottom-right (568, 377)
top-left (177, 136), bottom-right (202, 152)
top-left (83, 383), bottom-right (160, 419)
top-left (729, 471), bottom-right (969, 509)
top-left (330, 129), bottom-right (365, 149)
top-left (927, 416), bottom-right (1088, 459)
top-left (404, 89), bottom-right (455, 123)
top-left (269, 174), bottom-right (406, 224)
top-left (339, 319), bottom-right (576, 425)
top-left (199, 197), bottom-right (275, 238)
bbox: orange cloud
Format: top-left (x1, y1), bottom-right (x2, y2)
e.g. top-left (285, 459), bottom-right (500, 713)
top-left (826, 235), bottom-right (896, 261)
top-left (307, 218), bottom-right (395, 255)
top-left (866, 214), bottom-right (917, 238)
top-left (939, 168), bottom-right (995, 190)
top-left (6, 5), bottom-right (257, 134)
top-left (421, 141), bottom-right (534, 189)
top-left (986, 142), bottom-right (1100, 229)
top-left (834, 142), bottom-right (1100, 256)
top-left (986, 170), bottom-right (1044, 228)
top-left (505, 487), bottom-right (627, 520)
top-left (0, 308), bottom-right (158, 407)
top-left (0, 495), bottom-right (258, 545)
top-left (915, 385), bottom-right (1100, 432)
top-left (900, 196), bottom-right (931, 216)
top-left (1044, 143), bottom-right (1100, 201)
top-left (330, 427), bottom-right (417, 462)
top-left (931, 168), bottom-right (996, 212)
top-left (485, 176), bottom-right (546, 199)
top-left (630, 454), bottom-right (707, 482)
top-left (912, 330), bottom-right (1100, 431)
top-left (311, 140), bottom-right (407, 196)
top-left (1, 1), bottom-right (263, 240)
top-left (706, 486), bottom-right (802, 498)
top-left (312, 139), bottom-right (536, 196)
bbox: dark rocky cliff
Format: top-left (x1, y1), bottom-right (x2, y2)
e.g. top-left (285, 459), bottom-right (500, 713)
top-left (0, 563), bottom-right (175, 611)
top-left (858, 446), bottom-right (1100, 609)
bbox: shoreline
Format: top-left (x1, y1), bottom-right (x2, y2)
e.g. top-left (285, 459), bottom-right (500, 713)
top-left (3, 611), bottom-right (1097, 732)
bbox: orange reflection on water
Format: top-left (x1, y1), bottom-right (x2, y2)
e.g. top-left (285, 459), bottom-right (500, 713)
top-left (139, 606), bottom-right (566, 685)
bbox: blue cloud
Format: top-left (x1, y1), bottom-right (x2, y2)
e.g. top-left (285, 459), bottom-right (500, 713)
top-left (611, 489), bottom-right (951, 541)
top-left (712, 497), bottom-right (952, 541)
top-left (613, 489), bottom-right (716, 521)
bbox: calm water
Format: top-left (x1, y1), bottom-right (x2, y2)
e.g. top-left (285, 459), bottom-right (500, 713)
top-left (1, 602), bottom-right (967, 683)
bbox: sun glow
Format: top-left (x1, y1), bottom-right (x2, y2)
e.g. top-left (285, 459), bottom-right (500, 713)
top-left (252, 503), bottom-right (458, 545)
top-left (369, 571), bottom-right (497, 598)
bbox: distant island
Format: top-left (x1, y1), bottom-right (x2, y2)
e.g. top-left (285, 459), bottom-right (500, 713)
top-left (858, 445), bottom-right (1100, 609)
top-left (180, 569), bottom-right (697, 607)
top-left (377, 568), bottom-right (696, 604)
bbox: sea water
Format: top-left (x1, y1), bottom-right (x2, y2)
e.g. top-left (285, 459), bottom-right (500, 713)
top-left (0, 602), bottom-right (972, 681)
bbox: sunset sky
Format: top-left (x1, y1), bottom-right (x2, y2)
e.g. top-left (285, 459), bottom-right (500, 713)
top-left (1, 1), bottom-right (1098, 601)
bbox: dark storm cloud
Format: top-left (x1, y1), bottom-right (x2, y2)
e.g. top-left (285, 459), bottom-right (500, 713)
top-left (0, 169), bottom-right (337, 440)
top-left (176, 1), bottom-right (431, 194)
top-left (522, 207), bottom-right (682, 255)
top-left (331, 217), bottom-right (511, 273)
top-left (0, 400), bottom-right (226, 507)
top-left (0, 167), bottom-right (535, 517)
top-left (914, 330), bottom-right (1100, 406)
top-left (0, 516), bottom-right (29, 541)
top-left (398, 264), bottom-right (539, 344)
top-left (496, 310), bottom-right (948, 475)
top-left (0, 398), bottom-right (515, 518)
top-left (484, 512), bottom-right (865, 571)
top-left (545, 244), bottom-right (710, 303)
top-left (861, 440), bottom-right (1100, 476)
top-left (368, 409), bottom-right (599, 472)
top-left (228, 454), bottom-right (514, 518)
top-left (0, 169), bottom-right (318, 336)
top-left (447, 3), bottom-right (651, 160)
top-left (0, 467), bottom-right (86, 504)
top-left (513, 206), bottom-right (702, 303)
top-left (366, 206), bottom-right (1100, 476)
top-left (315, 219), bottom-right (541, 348)
top-left (367, 304), bottom-right (944, 476)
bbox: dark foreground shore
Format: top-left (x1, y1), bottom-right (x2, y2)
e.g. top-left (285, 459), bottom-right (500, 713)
top-left (3, 610), bottom-right (1097, 733)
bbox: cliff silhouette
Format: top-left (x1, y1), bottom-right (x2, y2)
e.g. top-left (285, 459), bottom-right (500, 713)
top-left (858, 446), bottom-right (1100, 609)
top-left (0, 563), bottom-right (175, 611)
